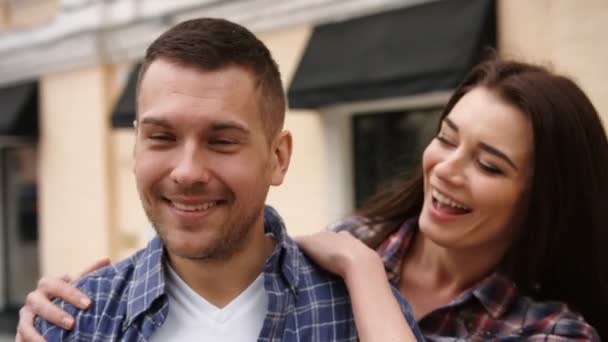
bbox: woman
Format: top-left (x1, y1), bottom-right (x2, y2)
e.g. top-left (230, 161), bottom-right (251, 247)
top-left (297, 58), bottom-right (607, 341)
top-left (17, 58), bottom-right (607, 341)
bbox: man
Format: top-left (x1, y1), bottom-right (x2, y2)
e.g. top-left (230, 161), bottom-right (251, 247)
top-left (22, 18), bottom-right (421, 341)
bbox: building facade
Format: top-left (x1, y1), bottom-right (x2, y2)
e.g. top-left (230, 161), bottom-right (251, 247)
top-left (0, 0), bottom-right (606, 333)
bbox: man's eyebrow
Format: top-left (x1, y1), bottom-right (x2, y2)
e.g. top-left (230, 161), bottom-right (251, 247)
top-left (139, 117), bottom-right (250, 134)
top-left (139, 117), bottom-right (173, 129)
top-left (210, 121), bottom-right (250, 134)
top-left (479, 142), bottom-right (518, 171)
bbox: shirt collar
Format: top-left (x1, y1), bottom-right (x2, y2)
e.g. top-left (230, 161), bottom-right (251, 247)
top-left (375, 217), bottom-right (417, 284)
top-left (470, 272), bottom-right (518, 319)
top-left (262, 205), bottom-right (300, 295)
top-left (124, 205), bottom-right (299, 326)
top-left (125, 236), bottom-right (166, 328)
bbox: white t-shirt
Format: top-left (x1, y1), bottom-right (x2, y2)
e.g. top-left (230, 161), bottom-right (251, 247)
top-left (149, 264), bottom-right (268, 342)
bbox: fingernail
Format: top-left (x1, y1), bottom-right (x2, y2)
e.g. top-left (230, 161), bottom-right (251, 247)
top-left (62, 317), bottom-right (74, 328)
top-left (80, 297), bottom-right (91, 308)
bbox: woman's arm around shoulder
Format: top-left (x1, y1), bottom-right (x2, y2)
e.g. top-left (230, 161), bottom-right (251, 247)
top-left (296, 231), bottom-right (423, 341)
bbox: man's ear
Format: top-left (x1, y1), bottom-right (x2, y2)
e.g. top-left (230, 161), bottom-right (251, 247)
top-left (270, 130), bottom-right (293, 186)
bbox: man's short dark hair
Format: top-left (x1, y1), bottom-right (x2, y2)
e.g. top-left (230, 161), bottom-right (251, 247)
top-left (137, 18), bottom-right (286, 139)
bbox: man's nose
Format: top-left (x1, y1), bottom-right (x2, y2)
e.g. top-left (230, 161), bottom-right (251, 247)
top-left (170, 143), bottom-right (211, 186)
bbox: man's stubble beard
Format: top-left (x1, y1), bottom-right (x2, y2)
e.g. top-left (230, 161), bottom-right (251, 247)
top-left (144, 199), bottom-right (266, 261)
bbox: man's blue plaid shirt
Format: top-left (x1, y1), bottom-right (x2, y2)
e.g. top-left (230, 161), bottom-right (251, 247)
top-left (36, 206), bottom-right (423, 341)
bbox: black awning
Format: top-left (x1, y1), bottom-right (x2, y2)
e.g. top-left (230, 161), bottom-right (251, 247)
top-left (288, 0), bottom-right (495, 109)
top-left (0, 81), bottom-right (38, 137)
top-left (111, 63), bottom-right (141, 128)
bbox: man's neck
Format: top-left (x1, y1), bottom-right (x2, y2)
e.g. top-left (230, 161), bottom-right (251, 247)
top-left (166, 225), bottom-right (276, 308)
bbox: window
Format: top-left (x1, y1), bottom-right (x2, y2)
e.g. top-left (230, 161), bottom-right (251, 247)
top-left (322, 91), bottom-right (450, 221)
top-left (0, 144), bottom-right (39, 334)
top-left (352, 108), bottom-right (441, 208)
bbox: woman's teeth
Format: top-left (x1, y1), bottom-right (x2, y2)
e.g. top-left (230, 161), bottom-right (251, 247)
top-left (432, 189), bottom-right (470, 211)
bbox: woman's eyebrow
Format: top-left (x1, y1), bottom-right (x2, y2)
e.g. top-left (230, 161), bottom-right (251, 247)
top-left (444, 117), bottom-right (458, 131)
top-left (443, 117), bottom-right (518, 171)
top-left (479, 142), bottom-right (518, 171)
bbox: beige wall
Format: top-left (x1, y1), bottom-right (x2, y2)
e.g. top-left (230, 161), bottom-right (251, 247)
top-left (499, 0), bottom-right (608, 126)
top-left (106, 63), bottom-right (150, 260)
top-left (39, 65), bottom-right (115, 275)
top-left (258, 25), bottom-right (335, 236)
top-left (111, 128), bottom-right (150, 260)
top-left (0, 2), bottom-right (7, 30)
top-left (4, 0), bottom-right (58, 29)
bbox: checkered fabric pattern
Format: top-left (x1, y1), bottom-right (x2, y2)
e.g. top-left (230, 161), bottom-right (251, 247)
top-left (36, 207), bottom-right (423, 341)
top-left (331, 216), bottom-right (600, 341)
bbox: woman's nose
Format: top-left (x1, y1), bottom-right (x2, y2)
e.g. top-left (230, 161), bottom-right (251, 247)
top-left (433, 152), bottom-right (467, 186)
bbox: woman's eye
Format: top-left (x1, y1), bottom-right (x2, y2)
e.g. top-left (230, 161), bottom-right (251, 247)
top-left (478, 161), bottom-right (503, 175)
top-left (436, 134), bottom-right (455, 146)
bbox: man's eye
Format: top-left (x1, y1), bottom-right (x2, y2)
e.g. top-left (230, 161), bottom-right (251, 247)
top-left (149, 134), bottom-right (174, 141)
top-left (210, 139), bottom-right (234, 145)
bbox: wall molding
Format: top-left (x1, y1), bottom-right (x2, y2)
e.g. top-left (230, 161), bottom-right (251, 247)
top-left (0, 0), bottom-right (433, 86)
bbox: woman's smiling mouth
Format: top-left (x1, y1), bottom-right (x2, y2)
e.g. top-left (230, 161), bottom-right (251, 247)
top-left (431, 188), bottom-right (472, 215)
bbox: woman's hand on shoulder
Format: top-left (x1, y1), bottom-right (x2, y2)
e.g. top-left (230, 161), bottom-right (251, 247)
top-left (294, 231), bottom-right (384, 282)
top-left (297, 231), bottom-right (419, 342)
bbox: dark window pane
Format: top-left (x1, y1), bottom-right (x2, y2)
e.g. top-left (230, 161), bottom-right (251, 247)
top-left (0, 146), bottom-right (39, 315)
top-left (353, 107), bottom-right (441, 208)
top-left (18, 184), bottom-right (37, 242)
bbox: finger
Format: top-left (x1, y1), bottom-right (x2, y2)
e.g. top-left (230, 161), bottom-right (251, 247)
top-left (292, 235), bottom-right (306, 243)
top-left (25, 291), bottom-right (75, 330)
top-left (36, 277), bottom-right (91, 309)
top-left (17, 306), bottom-right (49, 342)
top-left (15, 329), bottom-right (46, 342)
top-left (73, 257), bottom-right (111, 280)
top-left (336, 230), bottom-right (355, 238)
top-left (60, 274), bottom-right (73, 283)
top-left (294, 231), bottom-right (334, 240)
top-left (293, 234), bottom-right (318, 248)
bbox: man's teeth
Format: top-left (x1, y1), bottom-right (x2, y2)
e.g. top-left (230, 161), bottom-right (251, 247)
top-left (432, 190), bottom-right (469, 210)
top-left (172, 201), bottom-right (217, 212)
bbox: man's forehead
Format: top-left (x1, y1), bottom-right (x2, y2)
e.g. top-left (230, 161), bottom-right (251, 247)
top-left (140, 59), bottom-right (256, 86)
top-left (134, 59), bottom-right (270, 138)
top-left (137, 61), bottom-right (257, 104)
